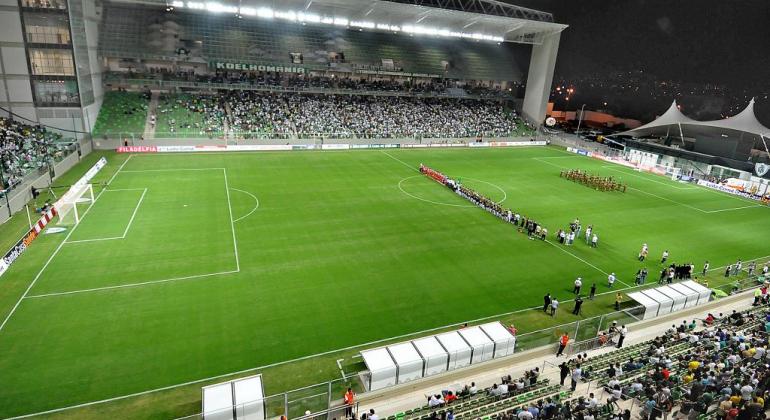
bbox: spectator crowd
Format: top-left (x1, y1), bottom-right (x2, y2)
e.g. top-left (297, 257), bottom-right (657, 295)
top-left (0, 117), bottom-right (72, 193)
top-left (165, 90), bottom-right (528, 139)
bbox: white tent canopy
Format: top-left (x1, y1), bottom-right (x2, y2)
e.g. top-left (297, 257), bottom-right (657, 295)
top-left (622, 99), bottom-right (770, 138)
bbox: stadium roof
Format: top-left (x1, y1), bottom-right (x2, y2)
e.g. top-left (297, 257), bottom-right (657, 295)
top-left (117, 0), bottom-right (566, 44)
top-left (622, 99), bottom-right (770, 140)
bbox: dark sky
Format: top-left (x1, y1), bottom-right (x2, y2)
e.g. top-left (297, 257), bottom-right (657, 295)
top-left (508, 0), bottom-right (770, 122)
top-left (513, 0), bottom-right (770, 84)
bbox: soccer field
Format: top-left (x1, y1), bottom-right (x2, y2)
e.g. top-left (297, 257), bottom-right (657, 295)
top-left (0, 146), bottom-right (769, 417)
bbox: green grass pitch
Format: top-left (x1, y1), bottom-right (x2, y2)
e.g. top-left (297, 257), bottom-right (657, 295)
top-left (0, 146), bottom-right (768, 417)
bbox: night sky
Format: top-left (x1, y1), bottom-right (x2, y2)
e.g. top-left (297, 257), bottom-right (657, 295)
top-left (511, 0), bottom-right (770, 124)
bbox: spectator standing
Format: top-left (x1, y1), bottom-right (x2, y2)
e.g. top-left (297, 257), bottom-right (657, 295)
top-left (557, 333), bottom-right (569, 357)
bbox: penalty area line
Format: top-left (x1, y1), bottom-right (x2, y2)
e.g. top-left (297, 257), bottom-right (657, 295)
top-left (0, 155), bottom-right (133, 332)
top-left (23, 270), bottom-right (240, 299)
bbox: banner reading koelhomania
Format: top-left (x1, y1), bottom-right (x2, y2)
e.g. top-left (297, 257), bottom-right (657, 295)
top-left (211, 61), bottom-right (306, 74)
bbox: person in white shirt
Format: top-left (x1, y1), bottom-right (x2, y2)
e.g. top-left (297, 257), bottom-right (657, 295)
top-left (703, 261), bottom-right (710, 276)
top-left (591, 233), bottom-right (598, 248)
top-left (517, 408), bottom-right (534, 420)
top-left (587, 393), bottom-right (598, 409)
top-left (498, 383), bottom-right (509, 395)
top-left (369, 409), bottom-right (379, 420)
top-left (550, 298), bottom-right (559, 317)
top-left (585, 226), bottom-right (592, 244)
top-left (608, 273), bottom-right (616, 288)
top-left (570, 365), bottom-right (582, 391)
top-left (741, 384), bottom-right (754, 401)
top-left (573, 278), bottom-right (583, 294)
top-left (661, 250), bottom-right (669, 264)
top-left (469, 382), bottom-right (477, 395)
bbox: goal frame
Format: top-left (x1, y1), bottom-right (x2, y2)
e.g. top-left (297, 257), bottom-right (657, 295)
top-left (54, 183), bottom-right (94, 226)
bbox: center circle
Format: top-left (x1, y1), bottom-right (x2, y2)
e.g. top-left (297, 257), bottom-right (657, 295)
top-left (398, 175), bottom-right (507, 207)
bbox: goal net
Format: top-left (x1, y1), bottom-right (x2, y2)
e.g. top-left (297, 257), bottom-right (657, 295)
top-left (54, 183), bottom-right (94, 226)
top-left (653, 165), bottom-right (682, 181)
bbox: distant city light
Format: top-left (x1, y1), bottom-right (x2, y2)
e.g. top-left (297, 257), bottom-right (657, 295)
top-left (168, 2), bottom-right (505, 43)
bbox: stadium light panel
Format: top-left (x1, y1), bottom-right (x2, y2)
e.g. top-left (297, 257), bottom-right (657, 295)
top-left (173, 2), bottom-right (504, 43)
top-left (351, 21), bottom-right (375, 29)
top-left (275, 10), bottom-right (297, 21)
top-left (206, 2), bottom-right (238, 13)
top-left (240, 7), bottom-right (257, 16)
top-left (256, 7), bottom-right (273, 18)
top-left (298, 12), bottom-right (321, 23)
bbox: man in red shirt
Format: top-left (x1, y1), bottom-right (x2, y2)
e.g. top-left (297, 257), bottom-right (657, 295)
top-left (557, 333), bottom-right (569, 357)
top-left (344, 388), bottom-right (355, 418)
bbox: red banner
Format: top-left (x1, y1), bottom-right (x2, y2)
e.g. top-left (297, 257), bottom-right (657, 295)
top-left (117, 146), bottom-right (157, 153)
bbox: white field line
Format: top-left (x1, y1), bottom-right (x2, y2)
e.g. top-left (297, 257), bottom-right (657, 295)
top-left (336, 359), bottom-right (346, 379)
top-left (65, 236), bottom-right (124, 244)
top-left (63, 188), bottom-right (148, 244)
top-left (24, 270), bottom-right (240, 299)
top-left (11, 252), bottom-right (770, 419)
top-left (230, 188), bottom-right (260, 223)
top-left (541, 239), bottom-right (628, 287)
top-left (600, 166), bottom-right (695, 190)
top-left (0, 155), bottom-right (133, 332)
top-left (532, 157), bottom-right (568, 169)
top-left (380, 150), bottom-right (419, 172)
top-left (119, 168), bottom-right (225, 173)
top-left (121, 188), bottom-right (147, 238)
top-left (628, 186), bottom-right (760, 214)
top-left (626, 186), bottom-right (708, 213)
top-left (704, 204), bottom-right (764, 213)
top-left (223, 169), bottom-right (241, 272)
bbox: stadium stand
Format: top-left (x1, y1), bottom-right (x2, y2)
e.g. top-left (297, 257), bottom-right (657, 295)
top-left (98, 90), bottom-right (534, 139)
top-left (368, 297), bottom-right (770, 420)
top-left (0, 117), bottom-right (74, 192)
top-left (154, 93), bottom-right (226, 138)
top-left (91, 91), bottom-right (150, 138)
top-left (99, 2), bottom-right (530, 82)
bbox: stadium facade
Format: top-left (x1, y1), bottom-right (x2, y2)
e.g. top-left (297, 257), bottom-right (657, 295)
top-left (0, 0), bottom-right (101, 134)
top-left (0, 0), bottom-right (565, 137)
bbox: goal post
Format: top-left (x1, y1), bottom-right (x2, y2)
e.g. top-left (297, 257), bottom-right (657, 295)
top-left (652, 164), bottom-right (682, 181)
top-left (54, 183), bottom-right (94, 226)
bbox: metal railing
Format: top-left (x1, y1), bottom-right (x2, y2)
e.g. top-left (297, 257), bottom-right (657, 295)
top-left (104, 76), bottom-right (517, 101)
top-left (94, 130), bottom-right (537, 142)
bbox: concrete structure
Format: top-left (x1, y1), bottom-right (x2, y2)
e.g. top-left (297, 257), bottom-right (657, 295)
top-left (0, 0), bottom-right (102, 135)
